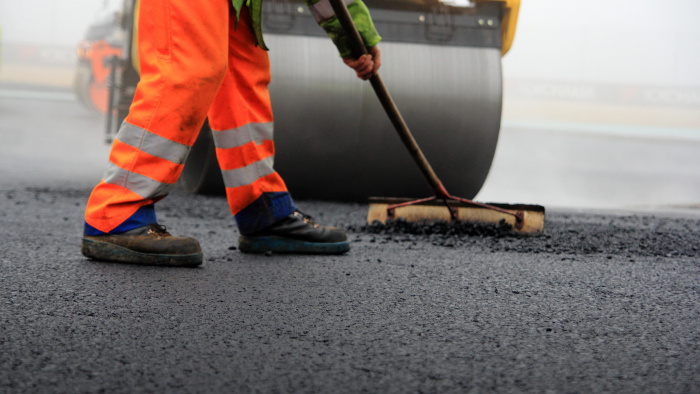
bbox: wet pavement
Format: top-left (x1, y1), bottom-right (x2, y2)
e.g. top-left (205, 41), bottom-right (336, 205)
top-left (1, 93), bottom-right (699, 392)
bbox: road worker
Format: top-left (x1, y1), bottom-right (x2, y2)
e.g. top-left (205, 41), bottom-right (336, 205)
top-left (81, 0), bottom-right (382, 266)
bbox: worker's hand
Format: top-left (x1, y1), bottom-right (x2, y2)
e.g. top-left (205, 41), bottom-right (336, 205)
top-left (343, 46), bottom-right (381, 80)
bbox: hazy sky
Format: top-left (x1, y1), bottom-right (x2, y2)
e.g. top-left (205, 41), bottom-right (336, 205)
top-left (504, 0), bottom-right (700, 86)
top-left (0, 0), bottom-right (103, 45)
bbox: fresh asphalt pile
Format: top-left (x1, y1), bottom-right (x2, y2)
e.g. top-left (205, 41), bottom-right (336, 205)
top-left (353, 214), bottom-right (699, 258)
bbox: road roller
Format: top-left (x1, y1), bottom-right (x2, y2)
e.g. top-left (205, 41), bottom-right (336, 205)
top-left (98, 0), bottom-right (520, 202)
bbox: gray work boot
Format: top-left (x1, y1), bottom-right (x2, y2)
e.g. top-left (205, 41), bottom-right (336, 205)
top-left (82, 224), bottom-right (203, 267)
top-left (238, 211), bottom-right (349, 255)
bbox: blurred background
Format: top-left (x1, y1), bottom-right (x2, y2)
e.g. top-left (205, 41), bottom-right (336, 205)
top-left (1, 0), bottom-right (698, 210)
top-left (502, 0), bottom-right (700, 136)
top-left (0, 0), bottom-right (120, 90)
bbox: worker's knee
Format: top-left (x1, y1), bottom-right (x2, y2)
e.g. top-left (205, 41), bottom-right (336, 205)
top-left (191, 59), bottom-right (227, 89)
top-left (169, 58), bottom-right (227, 96)
top-left (201, 58), bottom-right (228, 87)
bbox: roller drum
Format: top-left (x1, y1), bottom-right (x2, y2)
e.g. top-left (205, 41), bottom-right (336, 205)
top-left (268, 36), bottom-right (501, 200)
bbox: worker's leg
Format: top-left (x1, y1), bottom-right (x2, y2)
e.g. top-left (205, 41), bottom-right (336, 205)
top-left (207, 8), bottom-right (349, 254)
top-left (207, 7), bottom-right (294, 235)
top-left (82, 0), bottom-right (231, 265)
top-left (85, 0), bottom-right (228, 235)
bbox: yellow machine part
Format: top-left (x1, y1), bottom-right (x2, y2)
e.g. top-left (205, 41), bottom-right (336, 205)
top-left (474, 0), bottom-right (520, 56)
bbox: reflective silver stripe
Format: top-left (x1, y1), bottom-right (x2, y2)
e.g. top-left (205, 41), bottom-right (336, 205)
top-left (103, 162), bottom-right (173, 199)
top-left (220, 157), bottom-right (275, 189)
top-left (115, 121), bottom-right (191, 164)
top-left (308, 0), bottom-right (356, 23)
top-left (211, 122), bottom-right (274, 150)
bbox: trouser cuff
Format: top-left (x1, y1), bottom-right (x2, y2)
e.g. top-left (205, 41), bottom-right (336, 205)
top-left (84, 204), bottom-right (158, 236)
top-left (235, 192), bottom-right (296, 235)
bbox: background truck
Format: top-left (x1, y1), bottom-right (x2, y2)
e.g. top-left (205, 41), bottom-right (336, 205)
top-left (73, 11), bottom-right (123, 114)
top-left (78, 0), bottom-right (520, 201)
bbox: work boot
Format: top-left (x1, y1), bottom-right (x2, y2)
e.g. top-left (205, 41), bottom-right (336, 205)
top-left (238, 211), bottom-right (349, 254)
top-left (81, 224), bottom-right (203, 267)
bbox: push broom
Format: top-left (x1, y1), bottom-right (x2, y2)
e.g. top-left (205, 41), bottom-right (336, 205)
top-left (329, 0), bottom-right (544, 233)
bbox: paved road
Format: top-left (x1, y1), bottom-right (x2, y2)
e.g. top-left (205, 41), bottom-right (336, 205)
top-left (1, 93), bottom-right (699, 392)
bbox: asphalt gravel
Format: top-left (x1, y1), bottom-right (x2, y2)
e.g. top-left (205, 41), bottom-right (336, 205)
top-left (1, 185), bottom-right (699, 393)
top-left (357, 213), bottom-right (699, 258)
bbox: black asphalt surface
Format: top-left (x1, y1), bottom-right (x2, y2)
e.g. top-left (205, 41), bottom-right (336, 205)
top-left (1, 93), bottom-right (699, 392)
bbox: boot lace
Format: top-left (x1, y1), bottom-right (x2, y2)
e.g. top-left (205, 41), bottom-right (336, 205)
top-left (146, 224), bottom-right (171, 237)
top-left (293, 210), bottom-right (320, 228)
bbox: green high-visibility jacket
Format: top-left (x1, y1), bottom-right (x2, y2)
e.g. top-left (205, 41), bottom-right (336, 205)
top-left (231, 0), bottom-right (382, 57)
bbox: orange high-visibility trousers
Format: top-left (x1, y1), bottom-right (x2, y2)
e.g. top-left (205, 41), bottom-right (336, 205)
top-left (84, 0), bottom-right (295, 236)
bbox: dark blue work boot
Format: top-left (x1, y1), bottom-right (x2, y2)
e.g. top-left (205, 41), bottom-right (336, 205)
top-left (238, 211), bottom-right (349, 254)
top-left (82, 224), bottom-right (203, 267)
